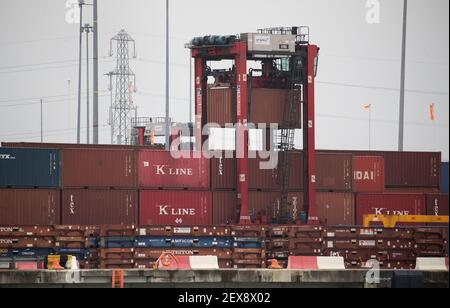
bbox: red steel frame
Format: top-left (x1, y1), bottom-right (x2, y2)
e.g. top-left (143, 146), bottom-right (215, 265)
top-left (191, 41), bottom-right (318, 225)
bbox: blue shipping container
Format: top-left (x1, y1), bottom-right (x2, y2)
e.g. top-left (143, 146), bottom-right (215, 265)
top-left (441, 162), bottom-right (449, 194)
top-left (0, 148), bottom-right (60, 188)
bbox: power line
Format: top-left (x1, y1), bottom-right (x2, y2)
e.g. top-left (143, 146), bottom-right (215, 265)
top-left (0, 59), bottom-right (113, 75)
top-left (316, 113), bottom-right (449, 128)
top-left (321, 53), bottom-right (449, 66)
top-left (0, 94), bottom-right (109, 108)
top-left (0, 125), bottom-right (110, 139)
top-left (0, 90), bottom-right (109, 104)
top-left (316, 81), bottom-right (449, 96)
top-left (0, 56), bottom-right (110, 71)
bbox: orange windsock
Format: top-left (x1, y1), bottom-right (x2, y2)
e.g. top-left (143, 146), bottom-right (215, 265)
top-left (429, 103), bottom-right (436, 121)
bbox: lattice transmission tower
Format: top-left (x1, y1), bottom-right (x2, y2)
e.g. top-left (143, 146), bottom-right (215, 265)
top-left (107, 30), bottom-right (137, 145)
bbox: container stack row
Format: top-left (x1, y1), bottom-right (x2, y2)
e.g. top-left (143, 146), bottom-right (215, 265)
top-left (0, 144), bottom-right (449, 226)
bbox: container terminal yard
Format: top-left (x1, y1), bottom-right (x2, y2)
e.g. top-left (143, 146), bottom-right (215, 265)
top-left (0, 0), bottom-right (448, 291)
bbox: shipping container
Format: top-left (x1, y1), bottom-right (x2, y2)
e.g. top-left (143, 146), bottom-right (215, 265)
top-left (211, 151), bottom-right (303, 191)
top-left (207, 87), bottom-right (300, 128)
top-left (317, 193), bottom-right (355, 226)
top-left (0, 148), bottom-right (60, 188)
top-left (61, 149), bottom-right (137, 188)
top-left (139, 191), bottom-right (212, 226)
top-left (138, 150), bottom-right (209, 189)
top-left (207, 87), bottom-right (234, 125)
top-left (352, 156), bottom-right (385, 192)
top-left (249, 192), bottom-right (304, 222)
top-left (355, 194), bottom-right (426, 226)
top-left (318, 150), bottom-right (440, 188)
top-left (441, 162), bottom-right (449, 194)
top-left (0, 189), bottom-right (60, 225)
top-left (250, 88), bottom-right (301, 128)
top-left (61, 189), bottom-right (137, 225)
top-left (316, 153), bottom-right (352, 191)
top-left (211, 157), bottom-right (236, 190)
top-left (212, 192), bottom-right (238, 225)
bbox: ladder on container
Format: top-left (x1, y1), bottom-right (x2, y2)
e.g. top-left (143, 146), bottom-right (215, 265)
top-left (112, 269), bottom-right (124, 289)
top-left (278, 56), bottom-right (303, 224)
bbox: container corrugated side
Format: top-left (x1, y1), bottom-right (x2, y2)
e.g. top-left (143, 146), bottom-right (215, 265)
top-left (0, 148), bottom-right (60, 188)
top-left (317, 193), bottom-right (355, 226)
top-left (139, 191), bottom-right (212, 226)
top-left (212, 191), bottom-right (237, 225)
top-left (316, 153), bottom-right (352, 191)
top-left (61, 148), bottom-right (137, 188)
top-left (61, 189), bottom-right (137, 225)
top-left (138, 150), bottom-right (209, 189)
top-left (207, 87), bottom-right (300, 128)
top-left (207, 87), bottom-right (234, 126)
top-left (0, 189), bottom-right (60, 225)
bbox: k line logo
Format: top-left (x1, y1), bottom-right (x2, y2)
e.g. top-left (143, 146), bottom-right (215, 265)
top-left (0, 154), bottom-right (16, 160)
top-left (159, 205), bottom-right (196, 216)
top-left (154, 165), bottom-right (194, 176)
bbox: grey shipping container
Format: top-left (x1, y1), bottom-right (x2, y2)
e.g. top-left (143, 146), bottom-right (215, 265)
top-left (0, 189), bottom-right (60, 225)
top-left (0, 148), bottom-right (60, 188)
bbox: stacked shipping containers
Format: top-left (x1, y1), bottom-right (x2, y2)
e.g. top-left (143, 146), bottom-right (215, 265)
top-left (0, 142), bottom-right (447, 227)
top-left (0, 148), bottom-right (61, 225)
top-left (60, 148), bottom-right (138, 225)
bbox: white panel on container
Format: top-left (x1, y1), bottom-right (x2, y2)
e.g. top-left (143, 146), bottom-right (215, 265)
top-left (209, 128), bottom-right (236, 151)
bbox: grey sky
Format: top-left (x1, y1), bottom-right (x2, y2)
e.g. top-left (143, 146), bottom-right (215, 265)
top-left (0, 0), bottom-right (448, 160)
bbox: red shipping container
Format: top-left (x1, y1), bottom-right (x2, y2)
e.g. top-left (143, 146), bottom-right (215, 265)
top-left (61, 149), bottom-right (137, 188)
top-left (426, 194), bottom-right (449, 217)
top-left (213, 192), bottom-right (238, 225)
top-left (207, 87), bottom-right (234, 125)
top-left (353, 156), bottom-right (385, 192)
top-left (316, 153), bottom-right (352, 191)
top-left (62, 189), bottom-right (137, 225)
top-left (211, 157), bottom-right (236, 190)
top-left (139, 191), bottom-right (212, 226)
top-left (356, 194), bottom-right (426, 226)
top-left (207, 87), bottom-right (301, 128)
top-left (0, 189), bottom-right (60, 226)
top-left (317, 193), bottom-right (355, 226)
top-left (318, 150), bottom-right (440, 188)
top-left (138, 150), bottom-right (209, 189)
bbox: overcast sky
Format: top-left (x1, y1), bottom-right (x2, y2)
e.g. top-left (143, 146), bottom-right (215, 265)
top-left (0, 0), bottom-right (448, 160)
